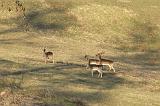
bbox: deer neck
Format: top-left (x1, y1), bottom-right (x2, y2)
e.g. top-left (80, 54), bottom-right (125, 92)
top-left (98, 55), bottom-right (102, 60)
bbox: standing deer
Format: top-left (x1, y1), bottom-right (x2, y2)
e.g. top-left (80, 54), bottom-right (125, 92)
top-left (43, 48), bottom-right (54, 64)
top-left (85, 55), bottom-right (104, 78)
top-left (96, 52), bottom-right (115, 72)
top-left (88, 64), bottom-right (103, 78)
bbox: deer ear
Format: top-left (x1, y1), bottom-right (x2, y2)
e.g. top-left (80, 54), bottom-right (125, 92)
top-left (84, 55), bottom-right (88, 58)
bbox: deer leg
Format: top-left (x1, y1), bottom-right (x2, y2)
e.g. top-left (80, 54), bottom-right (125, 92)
top-left (86, 64), bottom-right (89, 70)
top-left (98, 72), bottom-right (100, 78)
top-left (101, 72), bottom-right (103, 78)
top-left (108, 65), bottom-right (112, 71)
top-left (97, 69), bottom-right (102, 78)
top-left (100, 72), bottom-right (102, 78)
top-left (112, 66), bottom-right (115, 72)
top-left (100, 70), bottom-right (103, 78)
top-left (99, 69), bottom-right (103, 78)
top-left (91, 70), bottom-right (94, 77)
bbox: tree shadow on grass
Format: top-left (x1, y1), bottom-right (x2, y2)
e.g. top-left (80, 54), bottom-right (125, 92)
top-left (25, 7), bottom-right (77, 31)
top-left (0, 60), bottom-right (140, 106)
top-left (0, 38), bottom-right (27, 45)
top-left (0, 58), bottom-right (135, 89)
top-left (32, 87), bottom-right (107, 106)
top-left (0, 1), bottom-right (77, 36)
top-left (0, 61), bottom-right (83, 76)
top-left (0, 28), bottom-right (21, 35)
top-left (0, 55), bottom-right (150, 90)
top-left (0, 58), bottom-right (27, 71)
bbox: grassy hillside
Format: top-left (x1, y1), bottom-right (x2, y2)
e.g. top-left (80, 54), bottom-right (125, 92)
top-left (0, 0), bottom-right (160, 106)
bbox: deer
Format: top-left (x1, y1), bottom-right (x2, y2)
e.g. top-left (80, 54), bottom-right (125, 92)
top-left (87, 64), bottom-right (103, 78)
top-left (43, 48), bottom-right (54, 64)
top-left (84, 55), bottom-right (101, 69)
top-left (85, 55), bottom-right (104, 78)
top-left (95, 52), bottom-right (115, 72)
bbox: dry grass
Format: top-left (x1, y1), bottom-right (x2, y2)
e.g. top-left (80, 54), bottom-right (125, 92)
top-left (0, 0), bottom-right (160, 106)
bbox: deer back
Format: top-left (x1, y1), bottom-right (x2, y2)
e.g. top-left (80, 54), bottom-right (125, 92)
top-left (89, 59), bottom-right (101, 65)
top-left (100, 59), bottom-right (114, 65)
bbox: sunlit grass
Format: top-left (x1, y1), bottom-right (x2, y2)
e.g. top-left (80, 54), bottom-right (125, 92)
top-left (0, 0), bottom-right (160, 106)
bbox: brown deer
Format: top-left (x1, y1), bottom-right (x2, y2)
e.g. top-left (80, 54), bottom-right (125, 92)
top-left (43, 48), bottom-right (54, 64)
top-left (96, 52), bottom-right (115, 72)
top-left (84, 55), bottom-right (101, 68)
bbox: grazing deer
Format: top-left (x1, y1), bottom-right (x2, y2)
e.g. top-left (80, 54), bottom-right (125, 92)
top-left (87, 64), bottom-right (103, 78)
top-left (43, 48), bottom-right (54, 64)
top-left (96, 52), bottom-right (115, 72)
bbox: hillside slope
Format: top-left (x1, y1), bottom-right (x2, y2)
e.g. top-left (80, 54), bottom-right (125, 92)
top-left (0, 0), bottom-right (160, 106)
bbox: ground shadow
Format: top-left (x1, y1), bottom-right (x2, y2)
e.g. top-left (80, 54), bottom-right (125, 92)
top-left (0, 60), bottom-right (134, 89)
top-left (32, 87), bottom-right (107, 106)
top-left (0, 1), bottom-right (77, 36)
top-left (0, 59), bottom-right (138, 105)
top-left (0, 61), bottom-right (84, 76)
top-left (0, 58), bottom-right (27, 71)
